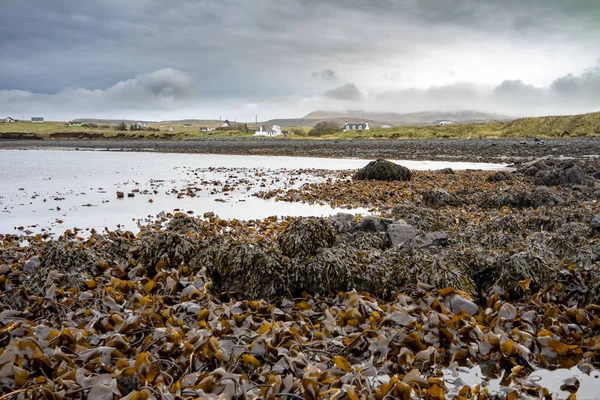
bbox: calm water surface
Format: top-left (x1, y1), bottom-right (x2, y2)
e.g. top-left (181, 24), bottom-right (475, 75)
top-left (0, 149), bottom-right (508, 235)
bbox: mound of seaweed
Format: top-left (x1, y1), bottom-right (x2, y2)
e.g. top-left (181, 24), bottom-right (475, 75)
top-left (354, 159), bottom-right (412, 181)
top-left (278, 217), bottom-right (336, 258)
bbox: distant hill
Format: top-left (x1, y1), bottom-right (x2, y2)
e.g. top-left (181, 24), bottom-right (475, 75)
top-left (74, 118), bottom-right (221, 125)
top-left (302, 110), bottom-right (512, 125)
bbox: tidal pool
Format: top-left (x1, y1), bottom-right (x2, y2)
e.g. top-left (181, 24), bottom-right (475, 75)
top-left (0, 149), bottom-right (509, 235)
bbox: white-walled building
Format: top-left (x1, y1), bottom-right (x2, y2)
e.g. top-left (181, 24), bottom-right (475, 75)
top-left (3, 117), bottom-right (16, 123)
top-left (343, 122), bottom-right (369, 132)
top-left (439, 121), bottom-right (454, 126)
top-left (254, 125), bottom-right (282, 137)
top-left (31, 117), bottom-right (44, 123)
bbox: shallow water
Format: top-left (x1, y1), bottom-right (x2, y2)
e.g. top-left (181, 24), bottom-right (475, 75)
top-left (0, 149), bottom-right (508, 235)
top-left (444, 365), bottom-right (600, 399)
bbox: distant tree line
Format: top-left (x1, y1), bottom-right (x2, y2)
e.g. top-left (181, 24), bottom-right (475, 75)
top-left (308, 121), bottom-right (340, 137)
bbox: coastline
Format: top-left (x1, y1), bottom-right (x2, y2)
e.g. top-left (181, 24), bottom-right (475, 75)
top-left (1, 136), bottom-right (600, 163)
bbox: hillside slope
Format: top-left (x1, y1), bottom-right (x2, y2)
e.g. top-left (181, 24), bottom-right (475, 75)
top-left (303, 110), bottom-right (512, 124)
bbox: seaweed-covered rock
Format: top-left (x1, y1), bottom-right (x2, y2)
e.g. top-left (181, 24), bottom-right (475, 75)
top-left (354, 159), bottom-right (412, 181)
top-left (421, 189), bottom-right (463, 209)
top-left (136, 230), bottom-right (199, 277)
top-left (278, 217), bottom-right (336, 258)
top-left (522, 161), bottom-right (587, 186)
top-left (479, 186), bottom-right (563, 209)
top-left (204, 240), bottom-right (289, 299)
top-left (440, 168), bottom-right (455, 174)
top-left (27, 239), bottom-right (110, 292)
top-left (495, 249), bottom-right (560, 299)
top-left (487, 171), bottom-right (512, 182)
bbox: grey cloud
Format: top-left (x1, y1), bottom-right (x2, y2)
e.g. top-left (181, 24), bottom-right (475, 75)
top-left (313, 69), bottom-right (340, 83)
top-left (0, 69), bottom-right (196, 119)
top-left (1, 0), bottom-right (600, 120)
top-left (324, 83), bottom-right (362, 101)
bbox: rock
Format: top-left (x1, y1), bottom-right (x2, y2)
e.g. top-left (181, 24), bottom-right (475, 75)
top-left (421, 189), bottom-right (463, 209)
top-left (354, 216), bottom-right (394, 233)
top-left (564, 164), bottom-right (586, 184)
top-left (440, 168), bottom-right (455, 174)
top-left (354, 159), bottom-right (412, 181)
top-left (592, 215), bottom-right (600, 234)
top-left (444, 293), bottom-right (478, 316)
top-left (593, 171), bottom-right (600, 180)
top-left (386, 223), bottom-right (419, 246)
top-left (526, 161), bottom-right (586, 186)
top-left (329, 213), bottom-right (355, 233)
top-left (22, 256), bottom-right (41, 273)
top-left (487, 171), bottom-right (511, 182)
top-left (405, 231), bottom-right (449, 248)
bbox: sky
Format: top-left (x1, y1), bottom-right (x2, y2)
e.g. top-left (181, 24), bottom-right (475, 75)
top-left (1, 0), bottom-right (600, 121)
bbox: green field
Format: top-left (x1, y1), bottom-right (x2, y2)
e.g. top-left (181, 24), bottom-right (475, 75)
top-left (2, 111), bottom-right (600, 140)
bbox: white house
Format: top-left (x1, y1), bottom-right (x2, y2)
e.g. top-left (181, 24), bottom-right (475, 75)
top-left (31, 117), bottom-right (44, 123)
top-left (183, 124), bottom-right (192, 128)
top-left (3, 117), bottom-right (16, 123)
top-left (254, 125), bottom-right (282, 137)
top-left (343, 122), bottom-right (369, 132)
top-left (221, 119), bottom-right (231, 128)
top-left (67, 121), bottom-right (83, 126)
top-left (167, 126), bottom-right (174, 132)
top-left (439, 121), bottom-right (454, 126)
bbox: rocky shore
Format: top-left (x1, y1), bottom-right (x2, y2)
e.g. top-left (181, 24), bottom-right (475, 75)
top-left (2, 136), bottom-right (600, 163)
top-left (0, 158), bottom-right (599, 398)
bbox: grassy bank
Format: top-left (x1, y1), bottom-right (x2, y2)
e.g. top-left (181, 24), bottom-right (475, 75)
top-left (2, 111), bottom-right (600, 140)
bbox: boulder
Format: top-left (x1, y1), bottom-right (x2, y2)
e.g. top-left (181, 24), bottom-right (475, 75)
top-left (405, 231), bottom-right (449, 248)
top-left (354, 216), bottom-right (394, 233)
top-left (564, 164), bottom-right (586, 184)
top-left (386, 223), bottom-right (419, 246)
top-left (354, 159), bottom-right (412, 181)
top-left (440, 168), bottom-right (455, 174)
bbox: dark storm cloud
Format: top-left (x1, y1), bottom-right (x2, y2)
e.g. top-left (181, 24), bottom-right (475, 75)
top-left (0, 0), bottom-right (599, 119)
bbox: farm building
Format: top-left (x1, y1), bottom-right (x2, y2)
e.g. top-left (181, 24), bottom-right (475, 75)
top-left (31, 117), bottom-right (44, 123)
top-left (343, 122), bottom-right (370, 132)
top-left (439, 121), bottom-right (454, 126)
top-left (183, 124), bottom-right (192, 128)
top-left (3, 117), bottom-right (16, 123)
top-left (68, 121), bottom-right (83, 126)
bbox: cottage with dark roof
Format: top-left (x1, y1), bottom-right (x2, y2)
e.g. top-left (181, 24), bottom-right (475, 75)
top-left (343, 122), bottom-right (369, 132)
top-left (31, 117), bottom-right (44, 123)
top-left (254, 124), bottom-right (283, 137)
top-left (3, 117), bottom-right (16, 123)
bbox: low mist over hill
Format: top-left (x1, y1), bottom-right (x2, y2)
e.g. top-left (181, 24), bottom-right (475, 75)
top-left (303, 110), bottom-right (513, 125)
